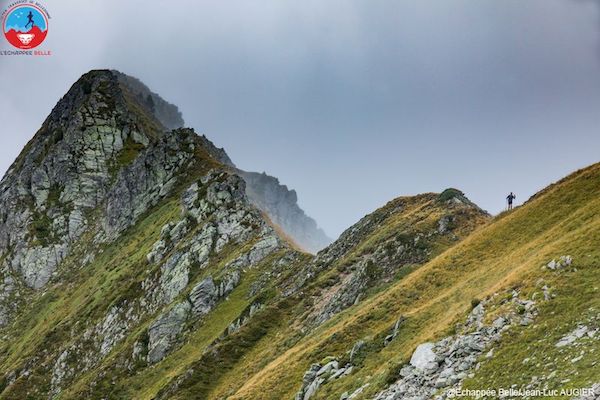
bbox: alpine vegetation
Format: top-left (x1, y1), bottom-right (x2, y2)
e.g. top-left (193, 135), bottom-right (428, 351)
top-left (0, 70), bottom-right (597, 400)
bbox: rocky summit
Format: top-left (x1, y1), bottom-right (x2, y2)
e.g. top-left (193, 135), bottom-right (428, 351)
top-left (0, 70), bottom-right (598, 400)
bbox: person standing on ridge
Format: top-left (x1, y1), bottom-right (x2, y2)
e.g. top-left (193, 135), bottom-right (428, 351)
top-left (506, 192), bottom-right (516, 210)
top-left (25, 11), bottom-right (34, 29)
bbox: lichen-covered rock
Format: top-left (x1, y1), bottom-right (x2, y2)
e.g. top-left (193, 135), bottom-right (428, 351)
top-left (102, 130), bottom-right (198, 240)
top-left (157, 252), bottom-right (192, 305)
top-left (11, 244), bottom-right (67, 289)
top-left (0, 70), bottom-right (162, 306)
top-left (147, 301), bottom-right (191, 364)
top-left (189, 277), bottom-right (217, 316)
top-left (226, 234), bottom-right (280, 269)
top-left (50, 350), bottom-right (70, 396)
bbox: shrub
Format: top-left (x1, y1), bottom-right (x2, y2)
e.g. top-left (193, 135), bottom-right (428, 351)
top-left (438, 188), bottom-right (464, 202)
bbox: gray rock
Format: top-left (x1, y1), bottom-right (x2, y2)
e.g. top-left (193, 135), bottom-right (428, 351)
top-left (546, 255), bottom-right (573, 271)
top-left (13, 244), bottom-right (67, 289)
top-left (240, 170), bottom-right (331, 253)
top-left (556, 326), bottom-right (589, 347)
top-left (103, 130), bottom-right (198, 239)
top-left (493, 316), bottom-right (508, 329)
top-left (50, 350), bottom-right (70, 396)
top-left (410, 343), bottom-right (437, 371)
top-left (147, 301), bottom-right (191, 364)
top-left (295, 364), bottom-right (322, 400)
top-left (99, 305), bottom-right (130, 356)
top-left (249, 235), bottom-right (280, 264)
top-left (189, 277), bottom-right (217, 316)
top-left (316, 360), bottom-right (339, 377)
top-left (158, 252), bottom-right (191, 304)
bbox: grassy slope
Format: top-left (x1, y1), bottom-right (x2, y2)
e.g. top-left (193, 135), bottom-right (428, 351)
top-left (305, 193), bottom-right (489, 306)
top-left (72, 193), bottom-right (486, 399)
top-left (221, 163), bottom-right (600, 399)
top-left (2, 118), bottom-right (598, 399)
top-left (195, 193), bottom-right (490, 399)
top-left (0, 197), bottom-right (181, 398)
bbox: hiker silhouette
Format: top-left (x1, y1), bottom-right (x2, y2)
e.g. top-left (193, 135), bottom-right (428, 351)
top-left (25, 11), bottom-right (34, 29)
top-left (506, 192), bottom-right (516, 210)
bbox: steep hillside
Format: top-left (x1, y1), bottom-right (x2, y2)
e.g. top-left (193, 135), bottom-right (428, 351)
top-left (127, 191), bottom-right (490, 400)
top-left (1, 69), bottom-right (597, 400)
top-left (0, 70), bottom-right (305, 399)
top-left (283, 189), bottom-right (490, 328)
top-left (0, 70), bottom-right (489, 399)
top-left (219, 164), bottom-right (600, 400)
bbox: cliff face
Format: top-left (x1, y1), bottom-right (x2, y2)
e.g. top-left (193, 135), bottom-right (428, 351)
top-left (239, 171), bottom-right (332, 253)
top-left (114, 70), bottom-right (329, 253)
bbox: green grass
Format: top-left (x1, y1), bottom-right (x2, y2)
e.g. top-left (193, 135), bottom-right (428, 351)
top-left (0, 197), bottom-right (182, 399)
top-left (464, 264), bottom-right (600, 395)
top-left (3, 134), bottom-right (600, 399)
top-left (221, 163), bottom-right (600, 400)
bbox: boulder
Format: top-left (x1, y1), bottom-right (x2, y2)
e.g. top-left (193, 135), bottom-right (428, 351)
top-left (147, 301), bottom-right (191, 364)
top-left (410, 343), bottom-right (437, 371)
top-left (189, 277), bottom-right (217, 316)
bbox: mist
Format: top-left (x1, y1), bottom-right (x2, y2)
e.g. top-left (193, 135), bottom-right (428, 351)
top-left (1, 0), bottom-right (600, 237)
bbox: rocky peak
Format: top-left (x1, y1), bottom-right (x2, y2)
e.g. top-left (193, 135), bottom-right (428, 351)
top-left (0, 71), bottom-right (211, 295)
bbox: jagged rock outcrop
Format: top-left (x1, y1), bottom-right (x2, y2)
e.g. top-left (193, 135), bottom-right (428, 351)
top-left (147, 301), bottom-right (191, 364)
top-left (373, 292), bottom-right (537, 400)
top-left (0, 70), bottom-right (301, 399)
top-left (102, 129), bottom-right (200, 239)
top-left (239, 171), bottom-right (332, 253)
top-left (0, 69), bottom-right (165, 297)
top-left (295, 359), bottom-right (356, 400)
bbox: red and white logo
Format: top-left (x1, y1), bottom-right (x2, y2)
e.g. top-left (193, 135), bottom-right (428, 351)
top-left (3, 4), bottom-right (49, 49)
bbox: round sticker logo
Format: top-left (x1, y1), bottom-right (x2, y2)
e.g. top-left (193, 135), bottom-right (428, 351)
top-left (3, 5), bottom-right (48, 49)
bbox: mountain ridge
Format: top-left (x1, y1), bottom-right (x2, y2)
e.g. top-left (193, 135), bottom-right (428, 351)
top-left (109, 70), bottom-right (332, 252)
top-left (0, 70), bottom-right (597, 400)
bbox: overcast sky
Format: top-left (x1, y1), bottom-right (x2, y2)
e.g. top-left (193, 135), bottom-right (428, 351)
top-left (1, 0), bottom-right (600, 238)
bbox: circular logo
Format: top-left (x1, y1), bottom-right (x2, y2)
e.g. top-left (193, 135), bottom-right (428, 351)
top-left (3, 5), bottom-right (49, 49)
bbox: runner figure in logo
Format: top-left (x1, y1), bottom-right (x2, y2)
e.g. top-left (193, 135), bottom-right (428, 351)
top-left (25, 11), bottom-right (35, 29)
